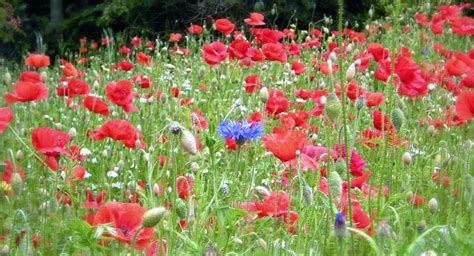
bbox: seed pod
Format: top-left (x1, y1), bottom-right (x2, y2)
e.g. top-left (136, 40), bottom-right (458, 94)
top-left (142, 207), bottom-right (167, 227)
top-left (391, 108), bottom-right (405, 132)
top-left (328, 171), bottom-right (342, 201)
top-left (325, 93), bottom-right (341, 122)
top-left (180, 129), bottom-right (198, 155)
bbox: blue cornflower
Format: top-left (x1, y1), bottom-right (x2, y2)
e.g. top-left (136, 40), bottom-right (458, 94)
top-left (334, 212), bottom-right (347, 238)
top-left (217, 120), bottom-right (263, 145)
top-left (420, 49), bottom-right (428, 55)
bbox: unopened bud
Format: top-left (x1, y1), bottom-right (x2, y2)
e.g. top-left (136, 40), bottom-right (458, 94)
top-left (255, 186), bottom-right (270, 197)
top-left (203, 246), bottom-right (219, 256)
top-left (427, 125), bottom-right (436, 137)
top-left (175, 199), bottom-right (188, 219)
top-left (259, 87), bottom-right (269, 102)
top-left (391, 108), bottom-right (405, 132)
top-left (325, 93), bottom-right (341, 122)
top-left (376, 220), bottom-right (392, 238)
top-left (3, 71), bottom-right (11, 85)
top-left (302, 184), bottom-right (313, 205)
top-left (428, 198), bottom-right (438, 213)
top-left (0, 245), bottom-right (9, 255)
top-left (16, 150), bottom-right (24, 160)
top-left (346, 64), bottom-right (356, 80)
top-left (328, 171), bottom-right (342, 201)
top-left (68, 127), bottom-right (77, 137)
top-left (257, 238), bottom-right (267, 252)
top-left (142, 207), bottom-right (167, 227)
top-left (180, 129), bottom-right (198, 155)
top-left (10, 172), bottom-right (22, 195)
top-left (101, 149), bottom-right (108, 158)
top-left (232, 237), bottom-right (243, 244)
top-left (334, 158), bottom-right (347, 173)
top-left (402, 152), bottom-right (412, 165)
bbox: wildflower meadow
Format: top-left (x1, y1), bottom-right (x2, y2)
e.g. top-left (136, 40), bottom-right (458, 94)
top-left (0, 1), bottom-right (473, 255)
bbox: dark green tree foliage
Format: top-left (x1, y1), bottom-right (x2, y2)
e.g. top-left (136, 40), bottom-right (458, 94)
top-left (1, 0), bottom-right (382, 61)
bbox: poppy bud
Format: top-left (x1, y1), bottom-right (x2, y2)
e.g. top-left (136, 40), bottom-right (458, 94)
top-left (68, 127), bottom-right (77, 137)
top-left (335, 158), bottom-right (347, 173)
top-left (2, 219), bottom-right (12, 235)
top-left (257, 238), bottom-right (267, 252)
top-left (0, 162), bottom-right (6, 172)
top-left (128, 181), bottom-right (137, 194)
top-left (254, 0), bottom-right (264, 12)
top-left (259, 87), bottom-right (269, 102)
top-left (93, 80), bottom-right (100, 88)
top-left (325, 93), bottom-right (341, 122)
top-left (327, 59), bottom-right (333, 75)
top-left (368, 7), bottom-right (374, 18)
top-left (463, 174), bottom-right (473, 205)
top-left (323, 26), bottom-right (330, 34)
top-left (232, 237), bottom-right (243, 245)
top-left (211, 78), bottom-right (219, 87)
top-left (198, 66), bottom-right (206, 78)
top-left (302, 184), bottom-right (313, 205)
top-left (0, 245), bottom-right (9, 255)
top-left (334, 213), bottom-right (347, 239)
top-left (102, 149), bottom-right (108, 158)
top-left (402, 152), bottom-right (412, 165)
top-left (417, 220), bottom-right (426, 234)
top-left (10, 172), bottom-right (22, 196)
top-left (271, 4), bottom-right (277, 15)
top-left (175, 199), bottom-right (188, 219)
top-left (190, 162), bottom-right (200, 171)
top-left (203, 246), bottom-right (219, 256)
top-left (428, 198), bottom-right (438, 213)
top-left (346, 64), bottom-right (356, 80)
top-left (376, 220), bottom-right (392, 239)
top-left (434, 154), bottom-right (442, 166)
top-left (3, 71), bottom-right (11, 85)
top-left (427, 125), bottom-right (436, 137)
top-left (329, 52), bottom-right (337, 63)
top-left (40, 72), bottom-right (47, 81)
top-left (164, 63), bottom-right (175, 70)
top-left (170, 122), bottom-right (181, 134)
top-left (180, 129), bottom-right (198, 155)
top-left (355, 96), bottom-right (365, 109)
top-left (255, 186), bottom-right (270, 197)
top-left (346, 43), bottom-right (353, 53)
top-left (16, 150), bottom-right (23, 160)
top-left (142, 207), bottom-right (167, 227)
top-left (391, 108), bottom-right (405, 132)
top-left (328, 171), bottom-right (342, 201)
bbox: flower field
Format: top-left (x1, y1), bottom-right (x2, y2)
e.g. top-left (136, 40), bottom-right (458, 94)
top-left (0, 1), bottom-right (473, 255)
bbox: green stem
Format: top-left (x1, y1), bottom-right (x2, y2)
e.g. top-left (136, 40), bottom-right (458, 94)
top-left (130, 225), bottom-right (144, 256)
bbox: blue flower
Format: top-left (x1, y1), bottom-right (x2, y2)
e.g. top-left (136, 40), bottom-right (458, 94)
top-left (420, 49), bottom-right (428, 55)
top-left (217, 120), bottom-right (263, 145)
top-left (334, 212), bottom-right (347, 238)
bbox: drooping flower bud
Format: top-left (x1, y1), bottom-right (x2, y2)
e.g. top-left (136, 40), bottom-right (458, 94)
top-left (203, 246), bottom-right (219, 256)
top-left (334, 158), bottom-right (347, 173)
top-left (257, 238), bottom-right (267, 252)
top-left (391, 108), bottom-right (405, 132)
top-left (328, 171), bottom-right (342, 201)
top-left (142, 207), bottom-right (167, 227)
top-left (3, 71), bottom-right (11, 85)
top-left (175, 199), bottom-right (188, 219)
top-left (10, 172), bottom-right (22, 196)
top-left (302, 183), bottom-right (313, 205)
top-left (346, 63), bottom-right (356, 81)
top-left (402, 152), bottom-right (412, 165)
top-left (259, 87), bottom-right (269, 102)
top-left (16, 150), bottom-right (24, 160)
top-left (180, 129), bottom-right (198, 155)
top-left (428, 198), bottom-right (438, 213)
top-left (255, 186), bottom-right (270, 197)
top-left (325, 93), bottom-right (341, 122)
top-left (376, 220), bottom-right (392, 239)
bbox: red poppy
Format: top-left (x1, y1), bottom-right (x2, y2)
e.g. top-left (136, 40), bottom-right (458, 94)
top-left (190, 111), bottom-right (208, 131)
top-left (291, 60), bottom-right (306, 75)
top-left (4, 81), bottom-right (48, 103)
top-left (19, 71), bottom-right (42, 83)
top-left (170, 87), bottom-right (179, 98)
top-left (176, 175), bottom-right (193, 199)
top-left (113, 60), bottom-right (134, 71)
top-left (91, 119), bottom-right (145, 149)
top-left (68, 78), bottom-right (90, 96)
top-left (119, 46), bottom-right (131, 55)
top-left (24, 53), bottom-right (50, 69)
top-left (91, 202), bottom-right (154, 250)
top-left (229, 39), bottom-right (251, 60)
top-left (243, 74), bottom-right (262, 93)
top-left (262, 43), bottom-right (287, 64)
top-left (214, 18), bottom-right (235, 35)
top-left (372, 110), bottom-right (394, 131)
top-left (105, 80), bottom-right (138, 112)
top-left (244, 12), bottom-right (265, 26)
top-left (367, 43), bottom-right (389, 62)
top-left (364, 92), bottom-right (384, 107)
top-left (201, 41), bottom-right (228, 65)
top-left (71, 165), bottom-right (86, 181)
top-left (84, 190), bottom-right (106, 209)
top-left (82, 96), bottom-right (110, 116)
top-left (136, 52), bottom-right (151, 65)
top-left (31, 127), bottom-right (71, 170)
top-left (131, 36), bottom-right (141, 48)
top-left (169, 33), bottom-right (182, 42)
top-left (188, 24), bottom-right (203, 35)
top-left (2, 160), bottom-right (25, 183)
top-left (445, 57), bottom-right (469, 76)
top-left (0, 107), bottom-right (13, 133)
top-left (455, 90), bottom-right (474, 120)
top-left (265, 95), bottom-right (289, 115)
top-left (251, 28), bottom-right (285, 44)
top-left (262, 128), bottom-right (307, 162)
top-left (414, 13), bottom-right (429, 26)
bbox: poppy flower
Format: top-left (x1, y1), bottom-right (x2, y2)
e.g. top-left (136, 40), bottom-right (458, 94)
top-left (190, 111), bottom-right (208, 131)
top-left (169, 33), bottom-right (182, 42)
top-left (188, 24), bottom-right (203, 35)
top-left (105, 80), bottom-right (138, 113)
top-left (201, 41), bottom-right (228, 65)
top-left (0, 107), bottom-right (13, 133)
top-left (214, 18), bottom-right (235, 35)
top-left (31, 127), bottom-right (71, 170)
top-left (455, 90), bottom-right (474, 120)
top-left (265, 95), bottom-right (289, 115)
top-left (91, 202), bottom-right (155, 250)
top-left (244, 12), bottom-right (265, 26)
top-left (372, 110), bottom-right (394, 131)
top-left (367, 43), bottom-right (389, 62)
top-left (291, 60), bottom-right (306, 75)
top-left (68, 78), bottom-right (90, 96)
top-left (71, 165), bottom-right (86, 181)
top-left (24, 53), bottom-right (50, 69)
top-left (82, 96), bottom-right (110, 117)
top-left (445, 57), bottom-right (469, 76)
top-left (119, 46), bottom-right (131, 55)
top-left (84, 190), bottom-right (106, 209)
top-left (262, 43), bottom-right (287, 64)
top-left (19, 71), bottom-right (42, 83)
top-left (364, 92), bottom-right (384, 107)
top-left (131, 36), bottom-right (141, 47)
top-left (4, 81), bottom-right (48, 103)
top-left (176, 175), bottom-right (193, 199)
top-left (262, 129), bottom-right (307, 162)
top-left (2, 160), bottom-right (25, 183)
top-left (243, 74), bottom-right (261, 93)
top-left (251, 28), bottom-right (285, 44)
top-left (229, 39), bottom-right (251, 60)
top-left (91, 119), bottom-right (145, 149)
top-left (114, 60), bottom-right (134, 71)
top-left (136, 52), bottom-right (151, 65)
